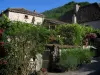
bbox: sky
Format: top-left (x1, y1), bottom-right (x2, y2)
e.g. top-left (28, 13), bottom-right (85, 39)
top-left (0, 0), bottom-right (100, 13)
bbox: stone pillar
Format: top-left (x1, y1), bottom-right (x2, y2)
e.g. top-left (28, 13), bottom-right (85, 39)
top-left (72, 4), bottom-right (80, 24)
top-left (47, 45), bottom-right (60, 72)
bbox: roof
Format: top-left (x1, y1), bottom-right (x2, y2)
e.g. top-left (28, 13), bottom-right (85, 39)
top-left (2, 8), bottom-right (44, 17)
top-left (44, 18), bottom-right (66, 25)
top-left (77, 3), bottom-right (100, 23)
top-left (60, 3), bottom-right (100, 23)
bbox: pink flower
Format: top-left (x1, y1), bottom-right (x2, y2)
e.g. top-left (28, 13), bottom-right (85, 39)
top-left (0, 60), bottom-right (2, 64)
top-left (86, 33), bottom-right (97, 39)
top-left (3, 60), bottom-right (7, 64)
top-left (0, 29), bottom-right (4, 34)
top-left (0, 42), bottom-right (4, 46)
top-left (41, 68), bottom-right (47, 72)
top-left (0, 59), bottom-right (7, 65)
top-left (0, 29), bottom-right (4, 38)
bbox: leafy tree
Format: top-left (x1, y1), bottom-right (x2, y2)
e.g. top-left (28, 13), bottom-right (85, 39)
top-left (0, 15), bottom-right (51, 75)
top-left (56, 24), bottom-right (96, 45)
top-left (43, 1), bottom-right (90, 19)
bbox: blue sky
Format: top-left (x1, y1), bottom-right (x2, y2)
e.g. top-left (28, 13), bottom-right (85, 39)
top-left (0, 0), bottom-right (100, 13)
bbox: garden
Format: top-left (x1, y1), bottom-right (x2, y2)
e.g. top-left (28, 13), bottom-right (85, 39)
top-left (0, 15), bottom-right (51, 75)
top-left (47, 24), bottom-right (100, 72)
top-left (0, 14), bottom-right (100, 75)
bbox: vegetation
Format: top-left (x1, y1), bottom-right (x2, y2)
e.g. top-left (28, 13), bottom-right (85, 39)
top-left (56, 23), bottom-right (96, 45)
top-left (43, 1), bottom-right (90, 19)
top-left (0, 14), bottom-right (51, 75)
top-left (59, 48), bottom-right (94, 70)
top-left (0, 14), bottom-right (99, 74)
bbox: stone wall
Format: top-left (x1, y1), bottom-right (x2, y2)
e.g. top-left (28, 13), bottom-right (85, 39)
top-left (8, 12), bottom-right (44, 25)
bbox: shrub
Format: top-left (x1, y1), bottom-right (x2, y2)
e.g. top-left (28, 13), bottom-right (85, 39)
top-left (56, 24), bottom-right (96, 45)
top-left (0, 15), bottom-right (51, 75)
top-left (5, 22), bottom-right (51, 75)
top-left (59, 48), bottom-right (94, 70)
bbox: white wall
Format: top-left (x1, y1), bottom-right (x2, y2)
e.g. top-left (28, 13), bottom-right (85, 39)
top-left (8, 12), bottom-right (44, 25)
top-left (83, 20), bottom-right (100, 29)
top-left (29, 53), bottom-right (43, 72)
top-left (34, 16), bottom-right (44, 25)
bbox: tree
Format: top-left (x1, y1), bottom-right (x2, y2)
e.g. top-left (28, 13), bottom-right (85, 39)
top-left (43, 1), bottom-right (90, 19)
top-left (56, 24), bottom-right (96, 45)
top-left (0, 15), bottom-right (51, 75)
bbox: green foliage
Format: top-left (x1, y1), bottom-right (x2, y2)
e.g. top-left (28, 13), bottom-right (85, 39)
top-left (43, 1), bottom-right (90, 19)
top-left (56, 24), bottom-right (96, 45)
top-left (0, 14), bottom-right (10, 29)
top-left (0, 15), bottom-right (51, 74)
top-left (5, 22), bottom-right (51, 74)
top-left (59, 48), bottom-right (94, 70)
top-left (0, 14), bottom-right (98, 74)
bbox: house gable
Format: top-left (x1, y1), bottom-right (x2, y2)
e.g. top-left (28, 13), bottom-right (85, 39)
top-left (0, 8), bottom-right (44, 25)
top-left (77, 3), bottom-right (100, 23)
top-left (3, 8), bottom-right (44, 17)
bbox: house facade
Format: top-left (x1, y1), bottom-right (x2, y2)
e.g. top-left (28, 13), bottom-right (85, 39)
top-left (0, 8), bottom-right (44, 25)
top-left (60, 3), bottom-right (100, 29)
top-left (77, 3), bottom-right (100, 29)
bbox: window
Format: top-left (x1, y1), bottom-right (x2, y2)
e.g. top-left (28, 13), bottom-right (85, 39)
top-left (24, 15), bottom-right (28, 19)
top-left (50, 25), bottom-right (55, 29)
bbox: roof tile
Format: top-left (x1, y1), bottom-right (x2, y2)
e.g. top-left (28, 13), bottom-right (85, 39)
top-left (3, 8), bottom-right (44, 17)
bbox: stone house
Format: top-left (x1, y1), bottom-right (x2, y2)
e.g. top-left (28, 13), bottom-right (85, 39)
top-left (0, 8), bottom-right (44, 25)
top-left (60, 3), bottom-right (100, 29)
top-left (43, 18), bottom-right (66, 29)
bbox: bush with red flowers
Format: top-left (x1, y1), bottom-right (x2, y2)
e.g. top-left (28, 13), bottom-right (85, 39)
top-left (0, 29), bottom-right (4, 33)
top-left (0, 29), bottom-right (4, 40)
top-left (40, 68), bottom-right (48, 75)
top-left (41, 68), bottom-right (47, 72)
top-left (86, 33), bottom-right (97, 39)
top-left (0, 42), bottom-right (4, 46)
top-left (0, 14), bottom-right (9, 75)
top-left (85, 33), bottom-right (97, 45)
top-left (0, 59), bottom-right (7, 65)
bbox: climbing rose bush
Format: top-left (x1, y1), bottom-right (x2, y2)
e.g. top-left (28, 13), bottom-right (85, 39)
top-left (86, 33), bottom-right (97, 39)
top-left (0, 14), bottom-right (51, 75)
top-left (0, 59), bottom-right (7, 65)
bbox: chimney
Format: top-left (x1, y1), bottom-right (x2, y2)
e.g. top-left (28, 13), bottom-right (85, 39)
top-left (1, 10), bottom-right (4, 14)
top-left (33, 10), bottom-right (36, 13)
top-left (72, 4), bottom-right (80, 24)
top-left (1, 10), bottom-right (4, 13)
top-left (75, 4), bottom-right (80, 13)
top-left (72, 14), bottom-right (77, 24)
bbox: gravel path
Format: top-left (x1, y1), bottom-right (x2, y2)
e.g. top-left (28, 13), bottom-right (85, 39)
top-left (48, 57), bottom-right (100, 75)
